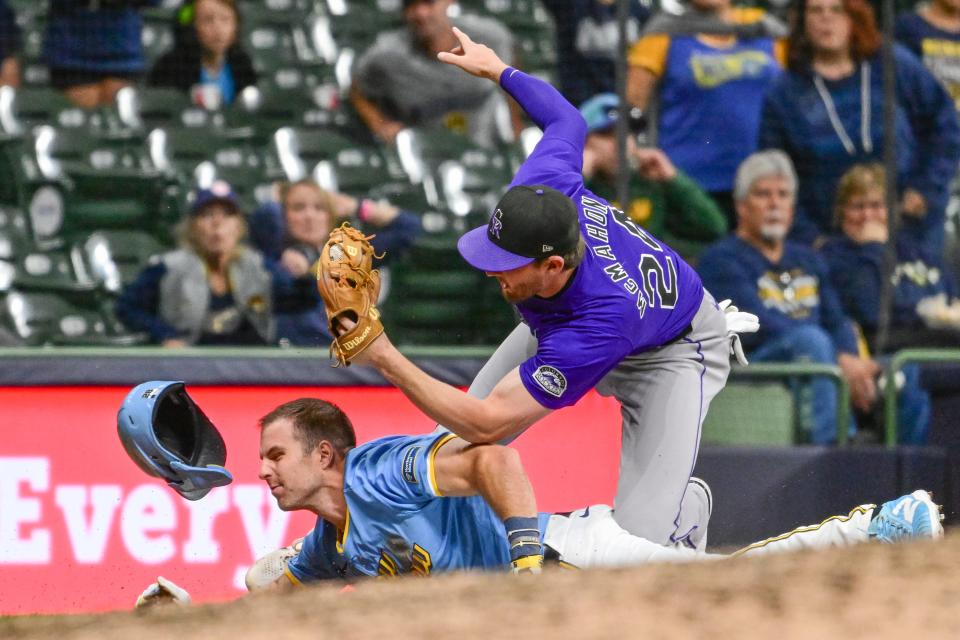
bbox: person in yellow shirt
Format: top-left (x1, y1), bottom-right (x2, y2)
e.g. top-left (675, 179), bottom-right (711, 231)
top-left (627, 0), bottom-right (786, 225)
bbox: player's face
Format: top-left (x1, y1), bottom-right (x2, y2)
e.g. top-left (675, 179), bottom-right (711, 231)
top-left (285, 184), bottom-right (332, 247)
top-left (736, 175), bottom-right (794, 245)
top-left (486, 262), bottom-right (548, 304)
top-left (194, 0), bottom-right (238, 58)
top-left (258, 418), bottom-right (325, 512)
top-left (805, 0), bottom-right (852, 56)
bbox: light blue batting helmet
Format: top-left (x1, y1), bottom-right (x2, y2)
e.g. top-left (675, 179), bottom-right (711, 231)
top-left (118, 381), bottom-right (233, 500)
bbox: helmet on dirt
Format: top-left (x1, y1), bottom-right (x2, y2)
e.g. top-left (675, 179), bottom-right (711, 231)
top-left (118, 381), bottom-right (233, 500)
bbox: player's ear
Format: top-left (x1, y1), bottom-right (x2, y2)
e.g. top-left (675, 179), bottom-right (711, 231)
top-left (544, 255), bottom-right (566, 273)
top-left (315, 440), bottom-right (338, 469)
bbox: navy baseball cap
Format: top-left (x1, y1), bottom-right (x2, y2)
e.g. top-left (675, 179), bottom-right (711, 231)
top-left (190, 180), bottom-right (241, 216)
top-left (579, 93), bottom-right (647, 134)
top-left (457, 184), bottom-right (580, 272)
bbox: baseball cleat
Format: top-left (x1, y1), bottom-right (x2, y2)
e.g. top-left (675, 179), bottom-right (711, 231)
top-left (867, 490), bottom-right (945, 543)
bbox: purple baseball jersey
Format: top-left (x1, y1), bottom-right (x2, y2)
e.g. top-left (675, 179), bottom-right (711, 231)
top-left (499, 68), bottom-right (705, 410)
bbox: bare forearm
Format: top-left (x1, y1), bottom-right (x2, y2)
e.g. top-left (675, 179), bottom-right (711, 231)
top-left (371, 343), bottom-right (511, 442)
top-left (474, 448), bottom-right (537, 519)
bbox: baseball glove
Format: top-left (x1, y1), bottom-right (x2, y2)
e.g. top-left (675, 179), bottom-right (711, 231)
top-left (317, 223), bottom-right (385, 366)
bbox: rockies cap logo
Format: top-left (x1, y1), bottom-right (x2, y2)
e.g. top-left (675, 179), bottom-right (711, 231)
top-left (489, 209), bottom-right (504, 240)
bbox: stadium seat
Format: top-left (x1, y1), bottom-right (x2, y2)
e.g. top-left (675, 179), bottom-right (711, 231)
top-left (701, 382), bottom-right (797, 445)
top-left (140, 7), bottom-right (177, 65)
top-left (115, 87), bottom-right (223, 133)
top-left (78, 230), bottom-right (168, 288)
top-left (31, 125), bottom-right (174, 230)
top-left (153, 126), bottom-right (281, 209)
top-left (459, 0), bottom-right (553, 31)
top-left (0, 289), bottom-right (145, 347)
top-left (397, 128), bottom-right (514, 220)
top-left (229, 81), bottom-right (344, 141)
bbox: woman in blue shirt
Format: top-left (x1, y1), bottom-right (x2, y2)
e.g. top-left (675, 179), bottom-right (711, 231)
top-left (759, 0), bottom-right (960, 256)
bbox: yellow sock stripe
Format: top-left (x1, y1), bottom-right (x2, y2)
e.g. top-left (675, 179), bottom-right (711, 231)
top-left (283, 566), bottom-right (302, 586)
top-left (730, 505), bottom-right (874, 557)
top-left (512, 554), bottom-right (544, 571)
top-left (427, 433), bottom-right (458, 497)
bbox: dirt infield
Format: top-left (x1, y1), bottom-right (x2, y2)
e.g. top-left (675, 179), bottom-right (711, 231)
top-left (4, 536), bottom-right (959, 640)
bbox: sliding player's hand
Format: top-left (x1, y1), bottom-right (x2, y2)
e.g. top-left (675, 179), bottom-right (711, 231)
top-left (437, 27), bottom-right (509, 82)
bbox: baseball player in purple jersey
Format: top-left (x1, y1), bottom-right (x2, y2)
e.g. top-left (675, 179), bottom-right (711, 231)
top-left (350, 28), bottom-right (754, 549)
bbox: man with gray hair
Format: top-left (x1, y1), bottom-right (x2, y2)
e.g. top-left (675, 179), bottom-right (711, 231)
top-left (698, 150), bottom-right (881, 444)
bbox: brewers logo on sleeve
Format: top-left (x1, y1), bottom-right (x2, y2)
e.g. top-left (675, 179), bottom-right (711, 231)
top-left (533, 365), bottom-right (567, 397)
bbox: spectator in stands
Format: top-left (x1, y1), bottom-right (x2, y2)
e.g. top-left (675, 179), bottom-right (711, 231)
top-left (147, 0), bottom-right (256, 108)
top-left (43, 0), bottom-right (158, 108)
top-left (350, 0), bottom-right (517, 147)
top-left (698, 150), bottom-right (880, 444)
top-left (897, 0), bottom-right (960, 112)
top-left (819, 164), bottom-right (952, 443)
top-left (249, 180), bottom-right (422, 348)
top-left (579, 93), bottom-right (727, 262)
top-left (0, 0), bottom-right (21, 87)
top-left (626, 0), bottom-right (786, 224)
top-left (541, 0), bottom-right (650, 108)
top-left (821, 164), bottom-right (960, 348)
top-left (116, 182), bottom-right (317, 347)
top-left (759, 0), bottom-right (960, 256)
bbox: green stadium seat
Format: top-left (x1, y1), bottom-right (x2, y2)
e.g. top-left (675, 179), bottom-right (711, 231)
top-left (701, 382), bottom-right (797, 445)
top-left (0, 289), bottom-right (145, 346)
top-left (115, 87), bottom-right (222, 132)
top-left (78, 230), bottom-right (168, 287)
top-left (397, 128), bottom-right (513, 220)
top-left (140, 8), bottom-right (176, 64)
top-left (459, 0), bottom-right (553, 31)
top-left (154, 126), bottom-right (282, 210)
top-left (33, 126), bottom-right (174, 230)
top-left (228, 84), bottom-right (344, 142)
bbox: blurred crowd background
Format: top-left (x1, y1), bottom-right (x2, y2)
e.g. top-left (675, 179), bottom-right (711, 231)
top-left (1, 0), bottom-right (960, 447)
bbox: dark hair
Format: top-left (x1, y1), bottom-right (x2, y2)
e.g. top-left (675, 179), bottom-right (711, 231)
top-left (259, 398), bottom-right (357, 455)
top-left (786, 0), bottom-right (882, 72)
top-left (536, 236), bottom-right (585, 271)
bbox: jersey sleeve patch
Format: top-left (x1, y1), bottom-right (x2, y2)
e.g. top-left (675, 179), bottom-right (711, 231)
top-left (401, 446), bottom-right (422, 485)
top-left (532, 365), bottom-right (567, 398)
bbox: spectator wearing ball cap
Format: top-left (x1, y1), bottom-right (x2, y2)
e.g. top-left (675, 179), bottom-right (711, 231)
top-left (116, 182), bottom-right (318, 347)
top-left (580, 93), bottom-right (728, 263)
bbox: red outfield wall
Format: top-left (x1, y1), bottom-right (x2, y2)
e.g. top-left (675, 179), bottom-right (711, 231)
top-left (0, 386), bottom-right (621, 615)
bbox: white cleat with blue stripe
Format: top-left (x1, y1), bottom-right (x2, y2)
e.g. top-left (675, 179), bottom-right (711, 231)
top-left (867, 490), bottom-right (945, 543)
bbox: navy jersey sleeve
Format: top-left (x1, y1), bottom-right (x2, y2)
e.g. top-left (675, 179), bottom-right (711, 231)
top-left (344, 434), bottom-right (460, 509)
top-left (115, 261), bottom-right (180, 343)
top-left (286, 519), bottom-right (345, 584)
top-left (518, 322), bottom-right (635, 409)
top-left (895, 45), bottom-right (960, 212)
top-left (499, 68), bottom-right (587, 197)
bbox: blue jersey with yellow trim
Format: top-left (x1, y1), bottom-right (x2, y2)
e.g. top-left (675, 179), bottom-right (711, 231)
top-left (287, 433), bottom-right (543, 581)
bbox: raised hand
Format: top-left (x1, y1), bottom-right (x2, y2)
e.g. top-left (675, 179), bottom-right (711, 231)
top-left (436, 27), bottom-right (509, 82)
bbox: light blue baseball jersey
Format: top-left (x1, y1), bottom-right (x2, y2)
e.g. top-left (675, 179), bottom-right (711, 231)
top-left (286, 433), bottom-right (551, 581)
top-left (498, 69), bottom-right (705, 410)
